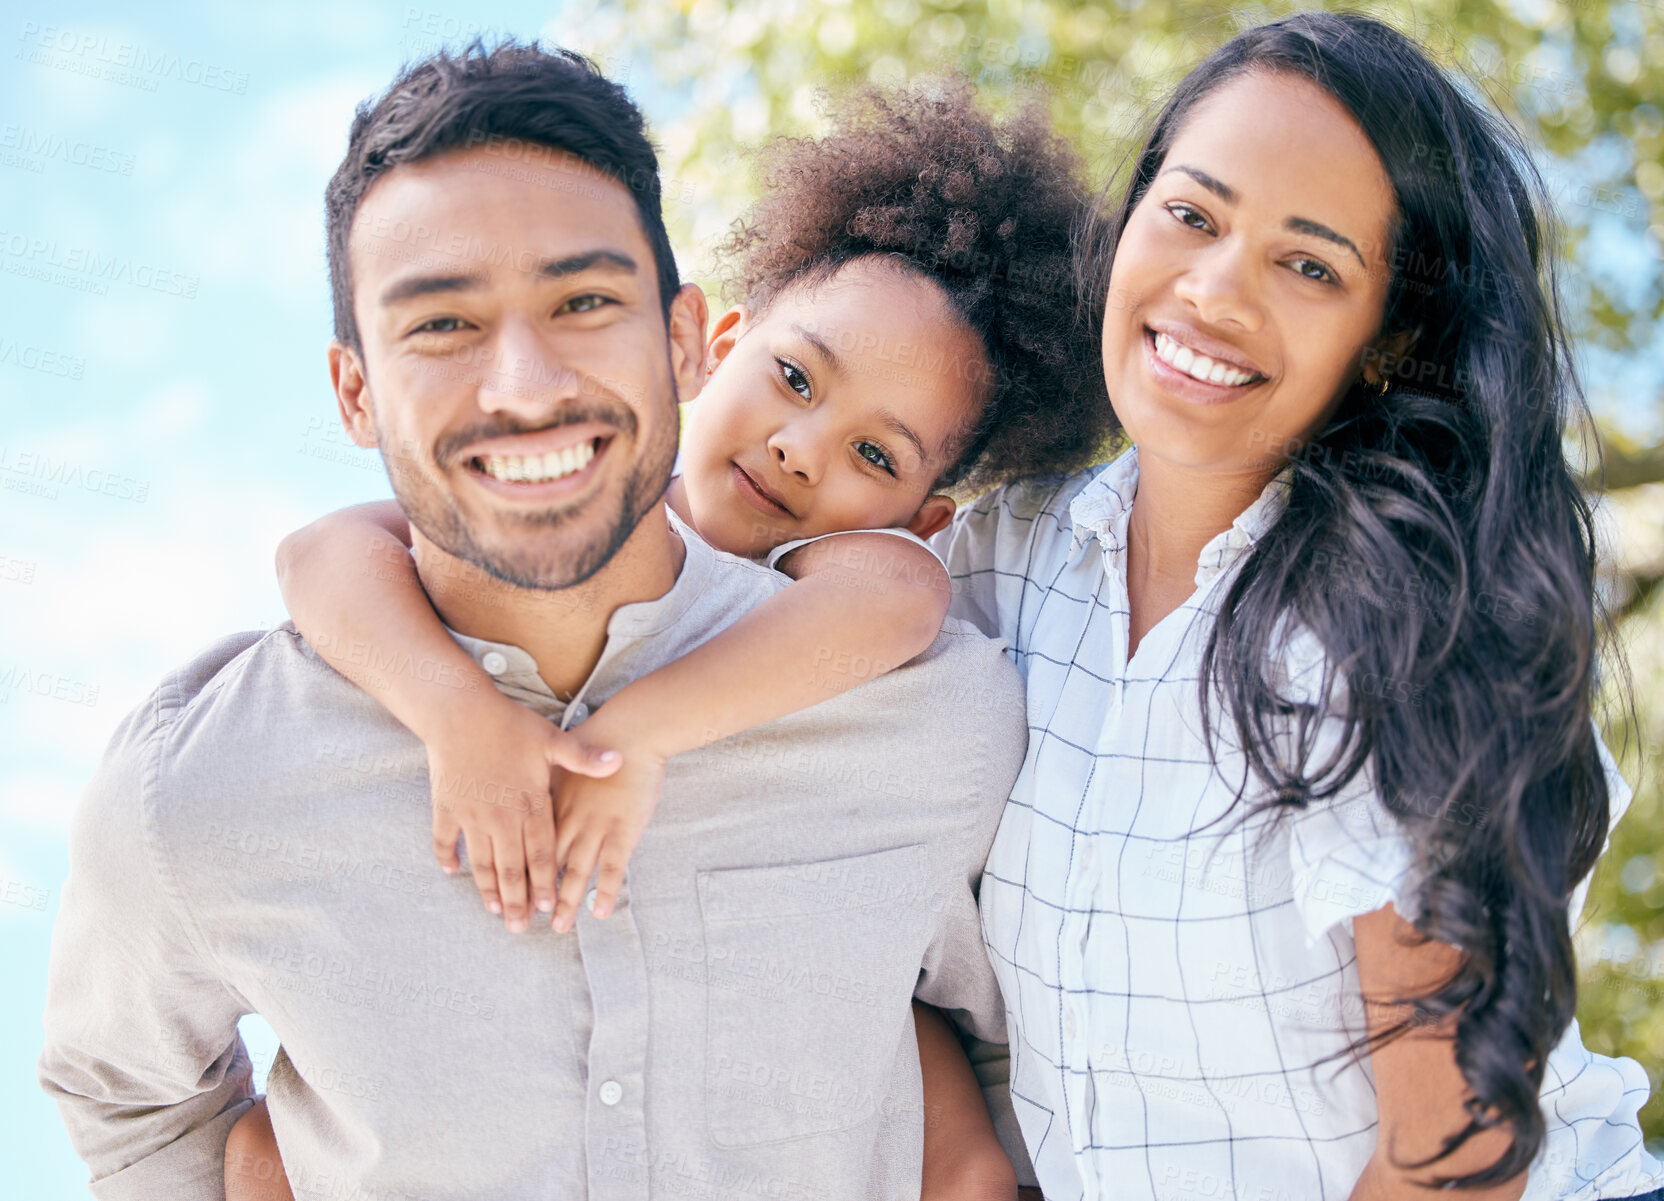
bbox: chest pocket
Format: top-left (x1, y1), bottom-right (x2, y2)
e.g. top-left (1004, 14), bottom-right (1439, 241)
top-left (697, 843), bottom-right (934, 1147)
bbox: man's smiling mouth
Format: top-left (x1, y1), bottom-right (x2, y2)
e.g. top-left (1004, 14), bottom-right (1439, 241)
top-left (467, 435), bottom-right (610, 485)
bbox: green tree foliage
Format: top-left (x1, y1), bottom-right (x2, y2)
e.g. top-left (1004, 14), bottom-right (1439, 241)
top-left (553, 0), bottom-right (1664, 1142)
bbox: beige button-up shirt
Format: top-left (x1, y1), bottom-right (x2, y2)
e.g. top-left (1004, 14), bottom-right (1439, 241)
top-left (38, 519), bottom-right (1031, 1200)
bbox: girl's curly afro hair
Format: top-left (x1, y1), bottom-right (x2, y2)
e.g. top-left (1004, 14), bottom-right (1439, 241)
top-left (715, 77), bottom-right (1114, 493)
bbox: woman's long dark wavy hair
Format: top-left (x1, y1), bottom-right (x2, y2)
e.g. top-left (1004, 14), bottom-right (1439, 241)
top-left (1080, 11), bottom-right (1627, 1187)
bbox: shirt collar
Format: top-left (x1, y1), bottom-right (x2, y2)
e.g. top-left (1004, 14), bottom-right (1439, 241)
top-left (1067, 444), bottom-right (1293, 589)
top-left (442, 509), bottom-right (717, 720)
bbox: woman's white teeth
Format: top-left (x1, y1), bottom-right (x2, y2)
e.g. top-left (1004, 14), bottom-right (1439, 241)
top-left (1154, 332), bottom-right (1256, 386)
top-left (481, 440), bottom-right (595, 484)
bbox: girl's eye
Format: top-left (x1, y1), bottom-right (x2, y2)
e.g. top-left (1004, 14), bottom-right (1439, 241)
top-left (560, 294), bottom-right (611, 314)
top-left (1290, 257), bottom-right (1336, 284)
top-left (412, 316), bottom-right (468, 335)
top-left (855, 440), bottom-right (895, 475)
top-left (778, 358), bottom-right (812, 400)
top-left (1166, 202), bottom-right (1212, 232)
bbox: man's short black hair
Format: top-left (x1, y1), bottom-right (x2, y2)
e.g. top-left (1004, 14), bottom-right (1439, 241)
top-left (325, 39), bottom-right (680, 352)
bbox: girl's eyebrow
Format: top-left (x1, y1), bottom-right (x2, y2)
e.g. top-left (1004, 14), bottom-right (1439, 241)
top-left (875, 408), bottom-right (929, 470)
top-left (791, 323), bottom-right (846, 377)
top-left (1157, 163), bottom-right (1365, 268)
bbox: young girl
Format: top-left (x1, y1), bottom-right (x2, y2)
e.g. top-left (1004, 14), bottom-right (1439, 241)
top-left (931, 12), bottom-right (1664, 1200)
top-left (225, 81), bottom-right (1108, 1200)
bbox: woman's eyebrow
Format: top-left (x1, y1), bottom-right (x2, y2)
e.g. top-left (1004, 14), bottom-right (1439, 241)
top-left (1158, 163), bottom-right (1365, 268)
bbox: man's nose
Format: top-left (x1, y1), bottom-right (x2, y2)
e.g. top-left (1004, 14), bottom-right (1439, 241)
top-left (475, 318), bottom-right (581, 417)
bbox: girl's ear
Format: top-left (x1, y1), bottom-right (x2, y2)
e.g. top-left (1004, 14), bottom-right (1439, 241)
top-left (905, 494), bottom-right (957, 542)
top-left (704, 305), bottom-right (751, 379)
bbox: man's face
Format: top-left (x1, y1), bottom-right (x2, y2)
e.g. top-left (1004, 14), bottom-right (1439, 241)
top-left (335, 145), bottom-right (698, 590)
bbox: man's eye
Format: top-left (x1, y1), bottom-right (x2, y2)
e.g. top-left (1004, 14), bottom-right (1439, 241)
top-left (856, 441), bottom-right (895, 475)
top-left (412, 317), bottom-right (467, 334)
top-left (778, 358), bottom-right (812, 400)
top-left (560, 294), bottom-right (612, 314)
top-left (1291, 258), bottom-right (1335, 284)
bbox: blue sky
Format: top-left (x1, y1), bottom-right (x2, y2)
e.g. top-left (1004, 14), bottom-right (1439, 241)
top-left (2, 2), bottom-right (1660, 1195)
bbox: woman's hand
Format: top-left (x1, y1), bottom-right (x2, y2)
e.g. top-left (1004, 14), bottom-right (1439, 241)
top-left (427, 693), bottom-right (620, 931)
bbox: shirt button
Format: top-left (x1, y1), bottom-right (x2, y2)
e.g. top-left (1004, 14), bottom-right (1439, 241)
top-left (598, 1079), bottom-right (623, 1106)
top-left (480, 651), bottom-right (509, 676)
top-left (569, 701), bottom-right (590, 722)
top-left (1064, 1004), bottom-right (1080, 1038)
top-left (585, 888), bottom-right (598, 913)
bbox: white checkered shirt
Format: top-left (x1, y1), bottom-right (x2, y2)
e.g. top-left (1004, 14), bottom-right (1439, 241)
top-left (931, 446), bottom-right (1663, 1201)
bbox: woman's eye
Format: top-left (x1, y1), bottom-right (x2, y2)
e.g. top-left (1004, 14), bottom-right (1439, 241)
top-left (412, 317), bottom-right (467, 334)
top-left (560, 294), bottom-right (611, 314)
top-left (778, 358), bottom-right (812, 400)
top-left (1167, 203), bottom-right (1211, 232)
top-left (855, 441), bottom-right (895, 475)
top-left (1290, 258), bottom-right (1335, 284)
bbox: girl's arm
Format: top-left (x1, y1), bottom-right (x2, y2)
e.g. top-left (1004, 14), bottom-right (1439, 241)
top-left (275, 503), bottom-right (619, 931)
top-left (1348, 903), bottom-right (1527, 1201)
top-left (547, 531), bottom-right (951, 930)
top-left (224, 1097), bottom-right (293, 1201)
top-left (914, 1001), bottom-right (1020, 1200)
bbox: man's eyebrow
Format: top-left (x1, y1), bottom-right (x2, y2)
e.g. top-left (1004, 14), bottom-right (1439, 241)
top-left (379, 272), bottom-right (484, 306)
top-left (876, 409), bottom-right (929, 471)
top-left (378, 249), bottom-right (640, 307)
top-left (1157, 164), bottom-right (1366, 268)
top-left (537, 249), bottom-right (639, 280)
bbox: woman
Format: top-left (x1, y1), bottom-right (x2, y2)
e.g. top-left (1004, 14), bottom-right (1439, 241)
top-left (936, 12), bottom-right (1664, 1200)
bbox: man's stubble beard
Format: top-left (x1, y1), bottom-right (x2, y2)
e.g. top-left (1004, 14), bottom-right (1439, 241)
top-left (378, 391), bottom-right (681, 593)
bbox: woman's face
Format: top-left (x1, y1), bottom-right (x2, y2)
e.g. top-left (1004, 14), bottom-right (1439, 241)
top-left (1101, 70), bottom-right (1404, 477)
top-left (678, 257), bottom-right (985, 557)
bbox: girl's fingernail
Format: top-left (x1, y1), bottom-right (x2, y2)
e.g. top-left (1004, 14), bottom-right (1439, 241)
top-left (442, 865), bottom-right (456, 875)
top-left (537, 898), bottom-right (553, 912)
top-left (598, 751), bottom-right (621, 765)
top-left (487, 900), bottom-right (501, 914)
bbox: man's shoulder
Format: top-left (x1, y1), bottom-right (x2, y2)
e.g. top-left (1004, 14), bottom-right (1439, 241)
top-left (93, 624), bottom-right (392, 809)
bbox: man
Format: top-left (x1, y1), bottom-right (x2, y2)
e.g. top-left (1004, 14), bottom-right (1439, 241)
top-left (38, 42), bottom-right (1030, 1201)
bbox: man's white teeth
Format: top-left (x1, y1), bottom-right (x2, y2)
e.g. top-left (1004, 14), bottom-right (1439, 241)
top-left (1154, 332), bottom-right (1257, 386)
top-left (480, 440), bottom-right (595, 484)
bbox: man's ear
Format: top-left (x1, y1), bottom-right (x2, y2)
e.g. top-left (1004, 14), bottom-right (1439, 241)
top-left (1361, 325), bottom-right (1422, 389)
top-left (328, 340), bottom-right (379, 449)
top-left (668, 283), bottom-right (711, 404)
top-left (905, 494), bottom-right (957, 542)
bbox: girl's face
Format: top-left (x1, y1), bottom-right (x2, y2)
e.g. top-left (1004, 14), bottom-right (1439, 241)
top-left (678, 257), bottom-right (985, 558)
top-left (1102, 71), bottom-right (1406, 478)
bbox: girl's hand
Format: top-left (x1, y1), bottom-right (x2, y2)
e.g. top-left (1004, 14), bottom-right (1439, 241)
top-left (548, 707), bottom-right (669, 932)
top-left (428, 694), bottom-right (621, 931)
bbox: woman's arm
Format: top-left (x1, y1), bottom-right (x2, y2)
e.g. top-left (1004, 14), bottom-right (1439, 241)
top-left (276, 503), bottom-right (618, 930)
top-left (224, 1097), bottom-right (293, 1201)
top-left (914, 1001), bottom-right (1019, 1200)
top-left (1348, 903), bottom-right (1527, 1201)
top-left (547, 531), bottom-right (952, 929)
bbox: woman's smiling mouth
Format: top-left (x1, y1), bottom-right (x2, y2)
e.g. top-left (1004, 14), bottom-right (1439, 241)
top-left (1142, 325), bottom-right (1268, 405)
